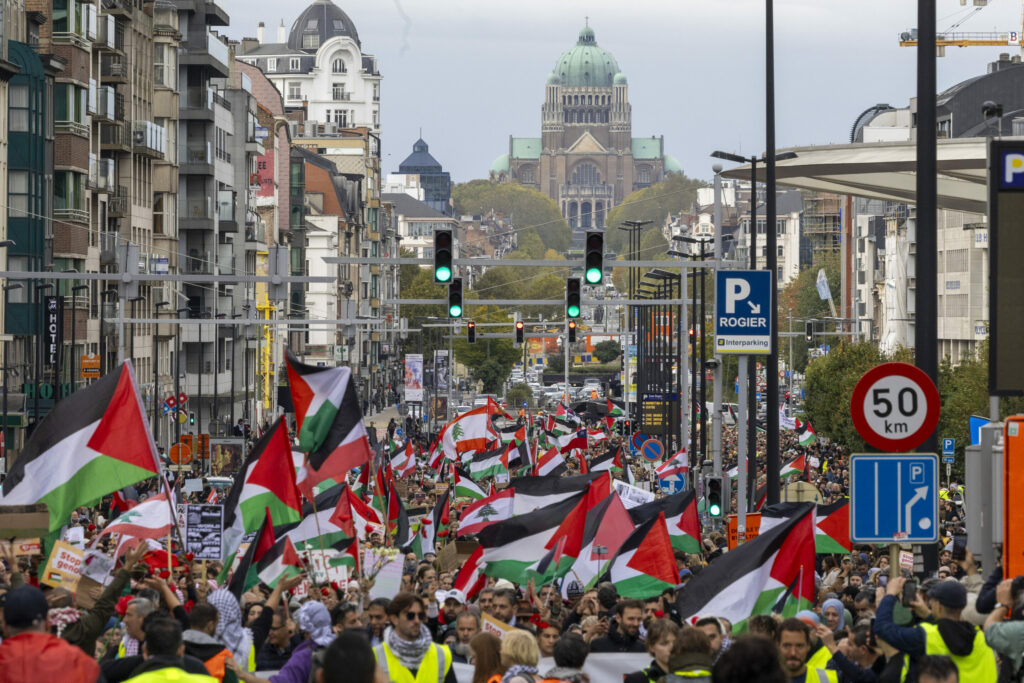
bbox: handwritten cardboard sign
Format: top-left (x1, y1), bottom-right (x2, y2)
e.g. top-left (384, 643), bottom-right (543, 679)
top-left (41, 540), bottom-right (84, 591)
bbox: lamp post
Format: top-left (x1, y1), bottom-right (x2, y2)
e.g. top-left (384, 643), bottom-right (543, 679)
top-left (3, 283), bottom-right (23, 468)
top-left (153, 301), bottom-right (168, 449)
top-left (176, 307), bottom-right (189, 445)
top-left (32, 282), bottom-right (53, 430)
top-left (98, 288), bottom-right (119, 376)
top-left (69, 284), bottom-right (89, 396)
top-left (231, 313), bottom-right (242, 429)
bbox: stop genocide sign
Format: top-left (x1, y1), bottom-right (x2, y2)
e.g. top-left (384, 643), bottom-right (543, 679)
top-left (850, 362), bottom-right (940, 452)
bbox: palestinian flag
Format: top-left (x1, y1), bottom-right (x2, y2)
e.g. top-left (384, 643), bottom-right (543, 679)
top-left (760, 500), bottom-right (851, 554)
top-left (352, 465), bottom-right (371, 500)
top-left (95, 492), bottom-right (174, 546)
top-left (286, 349), bottom-right (372, 499)
top-left (228, 507), bottom-right (276, 599)
top-left (222, 416), bottom-right (302, 557)
top-left (453, 467), bottom-right (486, 500)
top-left (780, 454), bottom-right (806, 478)
top-left (600, 512), bottom-right (679, 599)
top-left (467, 446), bottom-right (508, 481)
top-left (675, 502), bottom-right (817, 631)
top-left (454, 545), bottom-right (486, 601)
top-left (477, 493), bottom-right (585, 585)
top-left (111, 488), bottom-right (140, 515)
top-left (407, 487), bottom-right (450, 558)
top-left (628, 490), bottom-right (701, 554)
top-left (590, 446), bottom-right (623, 473)
top-left (0, 361), bottom-right (161, 532)
top-left (798, 419), bottom-right (817, 446)
top-left (255, 536), bottom-right (303, 588)
top-left (457, 488), bottom-right (514, 536)
top-left (510, 472), bottom-right (602, 514)
top-left (556, 403), bottom-right (582, 425)
top-left (333, 484), bottom-right (384, 540)
top-left (607, 399), bottom-right (624, 417)
top-left (656, 448), bottom-right (689, 479)
top-left (528, 473), bottom-right (612, 583)
top-left (268, 484), bottom-right (362, 583)
top-left (534, 447), bottom-right (567, 478)
top-left (569, 491), bottom-right (635, 591)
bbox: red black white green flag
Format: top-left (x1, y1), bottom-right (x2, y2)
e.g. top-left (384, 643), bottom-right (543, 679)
top-left (628, 490), bottom-right (701, 554)
top-left (675, 502), bottom-right (817, 630)
top-left (760, 499), bottom-right (851, 554)
top-left (599, 512), bottom-right (679, 599)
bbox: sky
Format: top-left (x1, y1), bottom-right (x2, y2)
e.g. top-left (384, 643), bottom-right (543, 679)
top-left (218, 0), bottom-right (1024, 185)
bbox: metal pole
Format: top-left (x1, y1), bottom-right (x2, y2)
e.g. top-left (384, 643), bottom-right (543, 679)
top-left (712, 166), bottom-right (724, 478)
top-left (563, 319), bottom-right (569, 403)
top-left (699, 243), bottom-right (708, 462)
top-left (690, 272), bottom-right (698, 461)
top-left (747, 158), bottom-right (758, 504)
top-left (448, 319), bottom-right (453, 422)
top-left (176, 308), bottom-right (186, 445)
top-left (737, 356), bottom-right (749, 542)
top-left (765, 0), bottom-right (781, 506)
top-left (153, 309), bottom-right (159, 449)
top-left (117, 296), bottom-right (125, 364)
top-left (915, 0), bottom-right (939, 455)
top-left (2, 337), bottom-right (7, 470)
top-left (680, 268), bottom-right (690, 477)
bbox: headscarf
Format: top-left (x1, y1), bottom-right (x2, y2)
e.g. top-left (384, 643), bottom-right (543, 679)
top-left (822, 598), bottom-right (846, 630)
top-left (295, 601), bottom-right (335, 647)
top-left (208, 588), bottom-right (253, 664)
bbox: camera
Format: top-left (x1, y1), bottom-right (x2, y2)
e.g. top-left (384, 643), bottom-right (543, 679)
top-left (705, 357), bottom-right (721, 370)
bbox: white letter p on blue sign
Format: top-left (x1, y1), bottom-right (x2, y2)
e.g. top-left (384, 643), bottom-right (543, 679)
top-left (724, 278), bottom-right (751, 314)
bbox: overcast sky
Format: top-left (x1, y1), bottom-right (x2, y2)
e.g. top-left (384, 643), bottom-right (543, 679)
top-left (218, 0), bottom-right (1024, 184)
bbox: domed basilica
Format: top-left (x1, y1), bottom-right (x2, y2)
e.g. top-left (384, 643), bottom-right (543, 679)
top-left (491, 23), bottom-right (681, 234)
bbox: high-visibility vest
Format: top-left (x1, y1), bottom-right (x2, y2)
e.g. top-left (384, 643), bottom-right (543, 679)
top-left (806, 644), bottom-right (832, 672)
top-left (921, 622), bottom-right (998, 682)
top-left (124, 668), bottom-right (218, 683)
top-left (795, 669), bottom-right (838, 683)
top-left (374, 641), bottom-right (452, 683)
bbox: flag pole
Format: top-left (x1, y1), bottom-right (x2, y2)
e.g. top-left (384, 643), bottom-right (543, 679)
top-left (304, 453), bottom-right (330, 589)
top-left (159, 474), bottom-right (187, 555)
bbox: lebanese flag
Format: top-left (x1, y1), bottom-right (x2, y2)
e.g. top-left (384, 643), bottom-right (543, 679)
top-left (675, 502), bottom-right (816, 629)
top-left (222, 416), bottom-right (302, 558)
top-left (206, 488), bottom-right (219, 505)
top-left (0, 361), bottom-right (161, 532)
top-left (454, 545), bottom-right (486, 601)
top-left (457, 488), bottom-right (514, 537)
top-left (656, 448), bottom-right (689, 479)
top-left (95, 492), bottom-right (174, 545)
top-left (286, 349), bottom-right (372, 500)
top-left (760, 500), bottom-right (852, 554)
top-left (590, 445), bottom-right (623, 473)
top-left (439, 402), bottom-right (502, 463)
top-left (453, 467), bottom-right (487, 501)
top-left (534, 447), bottom-right (567, 478)
top-left (628, 490), bottom-right (701, 554)
top-left (600, 512), bottom-right (679, 599)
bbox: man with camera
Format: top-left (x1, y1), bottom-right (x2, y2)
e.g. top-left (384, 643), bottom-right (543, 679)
top-left (983, 575), bottom-right (1024, 679)
top-left (875, 575), bottom-right (997, 681)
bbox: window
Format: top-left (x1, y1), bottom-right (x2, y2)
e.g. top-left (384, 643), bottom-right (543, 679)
top-left (332, 57), bottom-right (345, 73)
top-left (520, 166), bottom-right (535, 183)
top-left (54, 171), bottom-right (85, 213)
top-left (8, 171), bottom-right (28, 217)
top-left (637, 166), bottom-right (651, 184)
top-left (372, 83), bottom-right (379, 101)
top-left (333, 20), bottom-right (346, 30)
top-left (372, 109), bottom-right (378, 127)
top-left (289, 57), bottom-right (300, 71)
top-left (306, 19), bottom-right (317, 30)
top-left (571, 163), bottom-right (600, 185)
top-left (777, 245), bottom-right (784, 257)
top-left (55, 83), bottom-right (87, 127)
top-left (267, 58), bottom-right (277, 72)
top-left (9, 84), bottom-right (28, 132)
top-left (332, 82), bottom-right (345, 100)
top-left (287, 81), bottom-right (301, 100)
top-left (302, 33), bottom-right (319, 49)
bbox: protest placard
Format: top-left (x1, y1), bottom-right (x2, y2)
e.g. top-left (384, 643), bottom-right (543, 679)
top-left (185, 504), bottom-right (223, 561)
top-left (41, 540), bottom-right (84, 591)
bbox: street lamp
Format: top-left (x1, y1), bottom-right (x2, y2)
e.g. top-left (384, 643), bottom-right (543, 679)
top-left (3, 283), bottom-right (23, 467)
top-left (0, 240), bottom-right (15, 248)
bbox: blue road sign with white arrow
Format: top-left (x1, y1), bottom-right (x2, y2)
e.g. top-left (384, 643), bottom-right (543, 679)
top-left (715, 270), bottom-right (772, 355)
top-left (850, 453), bottom-right (939, 543)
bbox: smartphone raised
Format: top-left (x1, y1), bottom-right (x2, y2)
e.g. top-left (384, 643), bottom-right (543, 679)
top-left (952, 535), bottom-right (967, 562)
top-left (902, 579), bottom-right (918, 607)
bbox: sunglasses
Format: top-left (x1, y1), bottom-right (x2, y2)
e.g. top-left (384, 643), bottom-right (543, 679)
top-left (404, 611), bottom-right (426, 621)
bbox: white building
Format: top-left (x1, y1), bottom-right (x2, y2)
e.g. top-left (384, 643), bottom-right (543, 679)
top-left (735, 190), bottom-right (803, 287)
top-left (238, 0), bottom-right (381, 134)
top-left (383, 192), bottom-right (459, 261)
top-left (304, 214), bottom-right (341, 367)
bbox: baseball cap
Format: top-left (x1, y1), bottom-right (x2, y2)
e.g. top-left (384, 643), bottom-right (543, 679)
top-left (3, 585), bottom-right (50, 629)
top-left (927, 580), bottom-right (967, 609)
top-left (435, 588), bottom-right (467, 605)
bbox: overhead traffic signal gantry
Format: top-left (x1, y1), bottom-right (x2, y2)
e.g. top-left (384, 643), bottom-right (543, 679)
top-left (448, 277), bottom-right (463, 318)
top-left (584, 231), bottom-right (604, 284)
top-left (434, 229), bottom-right (453, 283)
top-left (566, 277), bottom-right (581, 319)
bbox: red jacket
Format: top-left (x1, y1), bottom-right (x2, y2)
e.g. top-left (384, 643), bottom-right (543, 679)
top-left (0, 632), bottom-right (100, 683)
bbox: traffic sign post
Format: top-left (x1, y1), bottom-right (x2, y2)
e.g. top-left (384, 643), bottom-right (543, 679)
top-left (715, 271), bottom-right (772, 355)
top-left (640, 438), bottom-right (664, 462)
top-left (850, 453), bottom-right (939, 543)
top-left (850, 362), bottom-right (941, 452)
top-left (659, 475), bottom-right (686, 495)
top-left (942, 437), bottom-right (955, 480)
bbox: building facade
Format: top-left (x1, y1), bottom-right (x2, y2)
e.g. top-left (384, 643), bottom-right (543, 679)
top-left (490, 24), bottom-right (681, 240)
top-left (395, 137), bottom-right (450, 215)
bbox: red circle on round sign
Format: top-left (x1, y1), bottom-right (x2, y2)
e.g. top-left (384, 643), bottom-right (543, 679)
top-left (850, 362), bottom-right (940, 452)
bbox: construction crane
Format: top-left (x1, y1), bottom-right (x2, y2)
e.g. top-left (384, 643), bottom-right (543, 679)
top-left (899, 0), bottom-right (1024, 55)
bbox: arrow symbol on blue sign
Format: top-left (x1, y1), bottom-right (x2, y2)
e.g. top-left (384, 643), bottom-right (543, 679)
top-left (748, 301), bottom-right (761, 314)
top-left (905, 486), bottom-right (929, 535)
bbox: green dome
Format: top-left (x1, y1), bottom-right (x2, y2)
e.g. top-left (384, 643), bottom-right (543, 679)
top-left (546, 72), bottom-right (561, 85)
top-left (490, 153), bottom-right (510, 174)
top-left (613, 72), bottom-right (627, 85)
top-left (664, 154), bottom-right (683, 174)
top-left (553, 25), bottom-right (621, 88)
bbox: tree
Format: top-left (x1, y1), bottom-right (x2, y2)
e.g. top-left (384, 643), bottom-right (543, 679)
top-left (593, 340), bottom-right (621, 364)
top-left (473, 358), bottom-right (510, 395)
top-left (547, 354), bottom-right (564, 373)
top-left (512, 231), bottom-right (546, 260)
top-left (506, 382), bottom-right (534, 410)
top-left (604, 173), bottom-right (708, 255)
top-left (452, 180), bottom-right (571, 252)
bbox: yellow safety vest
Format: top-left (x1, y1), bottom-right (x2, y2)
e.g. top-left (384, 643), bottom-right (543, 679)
top-left (806, 644), bottom-right (832, 671)
top-left (124, 668), bottom-right (218, 683)
top-left (796, 669), bottom-right (838, 683)
top-left (374, 642), bottom-right (452, 683)
top-left (921, 622), bottom-right (998, 682)
top-left (668, 669), bottom-right (713, 678)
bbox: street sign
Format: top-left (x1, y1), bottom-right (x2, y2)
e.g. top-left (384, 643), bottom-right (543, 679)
top-left (80, 354), bottom-right (100, 379)
top-left (659, 475), bottom-right (686, 495)
top-left (640, 438), bottom-right (664, 462)
top-left (850, 362), bottom-right (940, 452)
top-left (631, 433), bottom-right (648, 452)
top-left (715, 270), bottom-right (772, 354)
top-left (942, 438), bottom-right (955, 464)
top-left (850, 453), bottom-right (939, 543)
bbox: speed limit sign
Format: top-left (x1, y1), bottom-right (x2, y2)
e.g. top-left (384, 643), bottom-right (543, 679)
top-left (850, 362), bottom-right (940, 451)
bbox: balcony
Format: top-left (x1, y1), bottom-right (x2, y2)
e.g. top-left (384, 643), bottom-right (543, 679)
top-left (92, 85), bottom-right (116, 122)
top-left (181, 196), bottom-right (214, 230)
top-left (133, 120), bottom-right (166, 158)
top-left (179, 31), bottom-right (230, 77)
top-left (181, 87), bottom-right (214, 120)
top-left (211, 90), bottom-right (231, 111)
top-left (88, 155), bottom-right (115, 192)
top-left (99, 122), bottom-right (131, 152)
top-left (56, 120), bottom-right (89, 137)
top-left (182, 370), bottom-right (233, 397)
top-left (332, 91), bottom-right (351, 101)
top-left (107, 186), bottom-right (129, 217)
top-left (101, 0), bottom-right (132, 18)
top-left (204, 0), bottom-right (229, 25)
top-left (245, 217), bottom-right (266, 245)
top-left (183, 248), bottom-right (213, 274)
top-left (559, 184), bottom-right (614, 200)
top-left (181, 141), bottom-right (213, 175)
top-left (100, 55), bottom-right (127, 84)
top-left (55, 204), bottom-right (89, 224)
top-left (217, 190), bottom-right (236, 233)
top-left (95, 14), bottom-right (124, 52)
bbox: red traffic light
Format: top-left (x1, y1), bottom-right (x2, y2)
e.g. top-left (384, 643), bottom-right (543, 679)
top-left (515, 321), bottom-right (524, 330)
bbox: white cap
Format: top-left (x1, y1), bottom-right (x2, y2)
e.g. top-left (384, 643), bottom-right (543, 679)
top-left (435, 588), bottom-right (467, 605)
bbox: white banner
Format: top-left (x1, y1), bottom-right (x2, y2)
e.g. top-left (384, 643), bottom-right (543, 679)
top-left (613, 479), bottom-right (656, 509)
top-left (404, 354), bottom-right (424, 402)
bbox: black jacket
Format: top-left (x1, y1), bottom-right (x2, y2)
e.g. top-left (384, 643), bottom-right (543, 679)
top-left (624, 661), bottom-right (668, 683)
top-left (588, 621), bottom-right (646, 653)
top-left (101, 654), bottom-right (211, 683)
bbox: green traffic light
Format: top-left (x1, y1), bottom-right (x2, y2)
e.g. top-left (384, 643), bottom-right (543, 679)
top-left (709, 503), bottom-right (721, 516)
top-left (435, 266), bottom-right (452, 283)
top-left (567, 304), bottom-right (580, 318)
top-left (449, 304), bottom-right (462, 318)
top-left (585, 267), bottom-right (602, 284)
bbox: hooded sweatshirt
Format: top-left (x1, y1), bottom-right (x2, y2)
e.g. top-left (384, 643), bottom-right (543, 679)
top-left (183, 629), bottom-right (239, 683)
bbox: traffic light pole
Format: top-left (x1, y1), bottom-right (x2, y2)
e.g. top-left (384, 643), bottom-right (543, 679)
top-left (563, 319), bottom-right (569, 404)
top-left (736, 355), bottom-right (749, 543)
